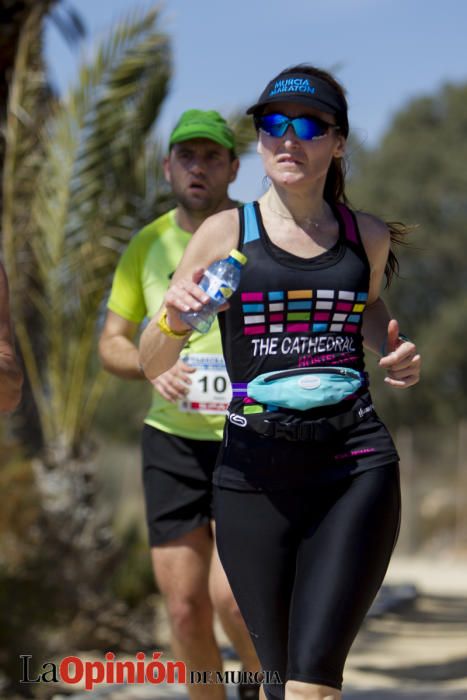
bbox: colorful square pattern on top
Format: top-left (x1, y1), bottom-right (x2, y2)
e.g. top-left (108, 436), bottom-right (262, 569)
top-left (241, 289), bottom-right (368, 335)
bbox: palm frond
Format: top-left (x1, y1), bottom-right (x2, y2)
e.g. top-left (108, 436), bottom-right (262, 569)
top-left (6, 4), bottom-right (172, 456)
top-left (68, 5), bottom-right (162, 113)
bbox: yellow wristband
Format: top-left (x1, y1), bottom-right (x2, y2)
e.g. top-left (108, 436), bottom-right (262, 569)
top-left (157, 308), bottom-right (191, 339)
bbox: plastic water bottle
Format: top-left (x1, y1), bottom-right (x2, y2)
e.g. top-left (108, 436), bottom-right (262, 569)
top-left (180, 249), bottom-right (247, 333)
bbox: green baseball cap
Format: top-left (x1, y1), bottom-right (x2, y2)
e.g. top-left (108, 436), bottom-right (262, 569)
top-left (169, 109), bottom-right (236, 151)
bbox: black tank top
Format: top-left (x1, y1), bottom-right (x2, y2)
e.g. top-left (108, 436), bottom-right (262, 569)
top-left (215, 202), bottom-right (399, 490)
top-left (219, 201), bottom-right (370, 422)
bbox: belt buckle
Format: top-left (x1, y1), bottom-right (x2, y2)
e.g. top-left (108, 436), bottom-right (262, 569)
top-left (299, 419), bottom-right (334, 442)
top-left (270, 418), bottom-right (335, 442)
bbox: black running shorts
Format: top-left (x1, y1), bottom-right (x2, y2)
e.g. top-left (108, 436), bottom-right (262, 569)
top-left (214, 463), bottom-right (401, 697)
top-left (141, 424), bottom-right (221, 546)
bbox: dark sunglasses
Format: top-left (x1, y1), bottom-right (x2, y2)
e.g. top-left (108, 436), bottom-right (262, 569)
top-left (254, 112), bottom-right (339, 141)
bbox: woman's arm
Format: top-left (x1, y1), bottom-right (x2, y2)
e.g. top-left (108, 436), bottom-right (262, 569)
top-left (358, 212), bottom-right (421, 388)
top-left (358, 212), bottom-right (392, 355)
top-left (139, 208), bottom-right (239, 379)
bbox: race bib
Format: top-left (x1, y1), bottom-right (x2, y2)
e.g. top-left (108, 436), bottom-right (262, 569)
top-left (178, 354), bottom-right (232, 415)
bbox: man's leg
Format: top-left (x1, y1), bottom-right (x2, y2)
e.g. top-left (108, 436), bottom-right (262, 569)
top-left (142, 426), bottom-right (229, 699)
top-left (151, 523), bottom-right (226, 700)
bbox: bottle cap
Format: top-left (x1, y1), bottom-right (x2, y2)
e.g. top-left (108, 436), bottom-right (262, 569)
top-left (228, 249), bottom-right (247, 266)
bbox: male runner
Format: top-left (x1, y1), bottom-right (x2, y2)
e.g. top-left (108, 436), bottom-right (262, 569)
top-left (0, 262), bottom-right (23, 413)
top-left (99, 110), bottom-right (260, 700)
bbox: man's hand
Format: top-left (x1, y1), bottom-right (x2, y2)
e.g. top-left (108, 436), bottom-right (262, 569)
top-left (379, 319), bottom-right (421, 389)
top-left (150, 358), bottom-right (196, 402)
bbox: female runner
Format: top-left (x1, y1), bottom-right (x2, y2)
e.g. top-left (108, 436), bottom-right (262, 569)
top-left (140, 64), bottom-right (421, 700)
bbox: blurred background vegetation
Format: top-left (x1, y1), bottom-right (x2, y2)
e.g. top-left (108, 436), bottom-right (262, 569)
top-left (0, 1), bottom-right (466, 697)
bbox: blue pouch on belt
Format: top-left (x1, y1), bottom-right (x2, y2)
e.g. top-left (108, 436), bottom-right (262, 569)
top-left (247, 367), bottom-right (364, 411)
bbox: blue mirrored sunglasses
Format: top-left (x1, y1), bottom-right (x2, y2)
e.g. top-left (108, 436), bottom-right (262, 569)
top-left (255, 113), bottom-right (339, 141)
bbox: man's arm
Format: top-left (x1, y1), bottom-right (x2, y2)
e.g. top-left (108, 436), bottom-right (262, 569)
top-left (98, 310), bottom-right (144, 380)
top-left (99, 310), bottom-right (196, 402)
top-left (0, 263), bottom-right (23, 412)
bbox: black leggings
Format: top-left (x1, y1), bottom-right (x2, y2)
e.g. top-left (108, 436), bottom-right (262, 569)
top-left (214, 464), bottom-right (400, 698)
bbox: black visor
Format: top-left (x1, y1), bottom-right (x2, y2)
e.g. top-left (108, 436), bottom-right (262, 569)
top-left (246, 72), bottom-right (348, 131)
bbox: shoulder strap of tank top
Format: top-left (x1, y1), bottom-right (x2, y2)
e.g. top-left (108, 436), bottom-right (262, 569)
top-left (335, 202), bottom-right (359, 245)
top-left (242, 201), bottom-right (261, 243)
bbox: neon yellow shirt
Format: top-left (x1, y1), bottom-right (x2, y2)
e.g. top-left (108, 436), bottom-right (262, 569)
top-left (107, 209), bottom-right (227, 441)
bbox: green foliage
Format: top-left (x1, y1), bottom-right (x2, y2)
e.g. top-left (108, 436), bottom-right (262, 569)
top-left (348, 82), bottom-right (467, 424)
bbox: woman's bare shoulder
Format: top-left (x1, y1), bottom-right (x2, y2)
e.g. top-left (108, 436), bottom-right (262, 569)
top-left (173, 207), bottom-right (241, 280)
top-left (190, 207), bottom-right (241, 255)
top-left (355, 210), bottom-right (390, 241)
